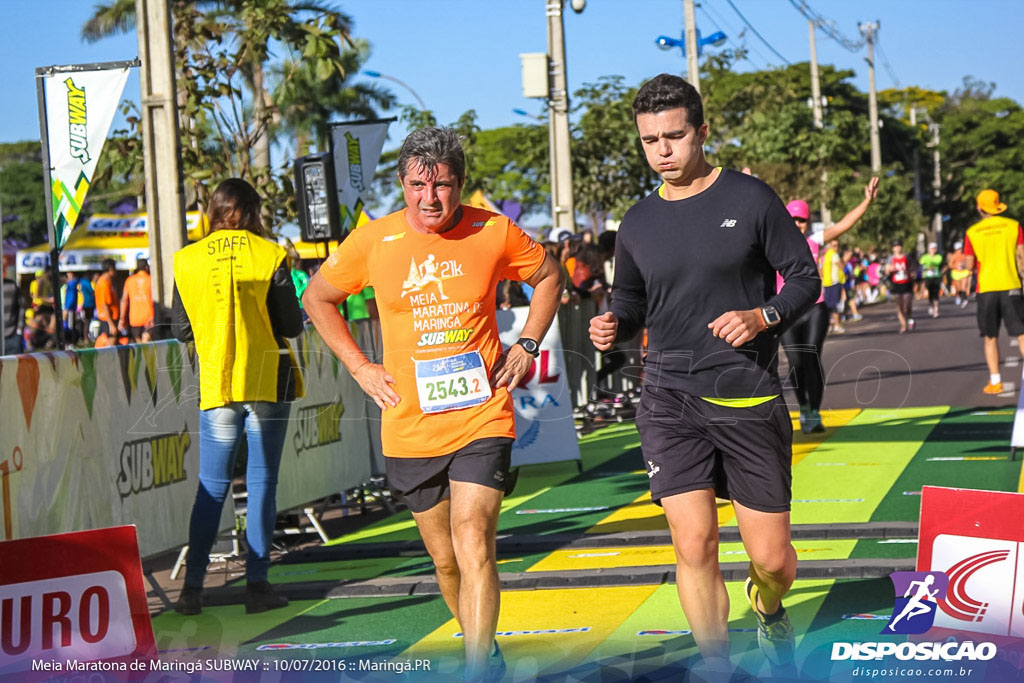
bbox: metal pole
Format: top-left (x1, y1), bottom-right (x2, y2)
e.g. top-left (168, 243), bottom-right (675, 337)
top-left (684, 0), bottom-right (700, 92)
top-left (35, 73), bottom-right (64, 348)
top-left (547, 101), bottom-right (558, 233)
top-left (931, 122), bottom-right (942, 248)
top-left (910, 107), bottom-right (921, 204)
top-left (860, 21), bottom-right (882, 173)
top-left (136, 0), bottom-right (187, 313)
top-left (546, 0), bottom-right (576, 232)
top-left (808, 19), bottom-right (831, 226)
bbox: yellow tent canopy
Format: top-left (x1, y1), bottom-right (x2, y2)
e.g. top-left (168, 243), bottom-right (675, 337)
top-left (16, 212), bottom-right (205, 275)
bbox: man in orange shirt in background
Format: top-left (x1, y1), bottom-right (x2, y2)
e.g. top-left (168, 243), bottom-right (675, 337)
top-left (94, 258), bottom-right (120, 346)
top-left (119, 258), bottom-right (155, 342)
top-left (964, 189), bottom-right (1024, 394)
top-left (303, 127), bottom-right (563, 681)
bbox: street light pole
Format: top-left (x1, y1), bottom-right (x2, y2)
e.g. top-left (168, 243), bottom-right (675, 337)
top-left (363, 70), bottom-right (427, 111)
top-left (546, 0), bottom-right (576, 233)
top-left (683, 0), bottom-right (700, 91)
top-left (808, 19), bottom-right (831, 226)
top-left (859, 21), bottom-right (882, 173)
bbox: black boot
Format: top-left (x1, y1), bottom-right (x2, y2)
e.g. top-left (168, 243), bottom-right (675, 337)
top-left (174, 585), bottom-right (203, 615)
top-left (245, 581), bottom-right (289, 614)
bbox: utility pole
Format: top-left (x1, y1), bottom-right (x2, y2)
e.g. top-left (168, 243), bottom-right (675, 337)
top-left (910, 107), bottom-right (921, 204)
top-left (546, 0), bottom-right (576, 232)
top-left (136, 0), bottom-right (187, 310)
top-left (930, 121), bottom-right (942, 248)
top-left (808, 19), bottom-right (831, 226)
top-left (684, 0), bottom-right (700, 91)
top-left (859, 21), bottom-right (881, 173)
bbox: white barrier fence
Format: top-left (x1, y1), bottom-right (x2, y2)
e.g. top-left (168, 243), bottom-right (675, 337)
top-left (0, 307), bottom-right (610, 558)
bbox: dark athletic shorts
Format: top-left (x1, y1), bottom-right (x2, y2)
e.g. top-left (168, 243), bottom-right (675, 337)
top-left (635, 386), bottom-right (793, 512)
top-left (129, 325), bottom-right (149, 341)
top-left (977, 289), bottom-right (1024, 338)
top-left (823, 283), bottom-right (843, 311)
top-left (385, 437), bottom-right (513, 513)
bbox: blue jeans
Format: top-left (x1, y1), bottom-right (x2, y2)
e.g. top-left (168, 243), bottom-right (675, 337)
top-left (185, 401), bottom-right (291, 586)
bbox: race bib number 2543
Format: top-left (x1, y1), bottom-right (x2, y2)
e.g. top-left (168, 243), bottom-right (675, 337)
top-left (414, 351), bottom-right (492, 414)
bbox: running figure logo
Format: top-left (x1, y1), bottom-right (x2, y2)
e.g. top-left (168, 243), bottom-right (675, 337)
top-left (401, 254), bottom-right (449, 300)
top-left (884, 571), bottom-right (950, 634)
top-left (646, 460), bottom-right (660, 479)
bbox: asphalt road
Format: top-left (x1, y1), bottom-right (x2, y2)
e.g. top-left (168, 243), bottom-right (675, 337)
top-left (780, 296), bottom-right (1023, 410)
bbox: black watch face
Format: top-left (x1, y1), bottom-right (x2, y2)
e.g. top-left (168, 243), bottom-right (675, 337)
top-left (518, 338), bottom-right (539, 355)
top-left (765, 308), bottom-right (781, 325)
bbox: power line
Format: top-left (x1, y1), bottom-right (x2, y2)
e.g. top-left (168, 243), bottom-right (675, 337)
top-left (874, 37), bottom-right (901, 88)
top-left (696, 3), bottom-right (762, 68)
top-left (722, 0), bottom-right (791, 65)
top-left (787, 0), bottom-right (864, 52)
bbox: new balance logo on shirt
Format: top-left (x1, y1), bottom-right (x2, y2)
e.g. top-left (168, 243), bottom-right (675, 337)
top-left (720, 219), bottom-right (738, 228)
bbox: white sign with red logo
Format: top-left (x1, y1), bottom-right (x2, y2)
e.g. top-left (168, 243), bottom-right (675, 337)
top-left (919, 486), bottom-right (1024, 639)
top-left (0, 526), bottom-right (156, 674)
top-left (497, 307), bottom-right (582, 467)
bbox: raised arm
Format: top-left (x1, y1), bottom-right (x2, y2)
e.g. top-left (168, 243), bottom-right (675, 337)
top-left (821, 177), bottom-right (879, 243)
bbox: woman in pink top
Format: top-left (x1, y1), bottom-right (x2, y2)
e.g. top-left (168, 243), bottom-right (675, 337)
top-left (779, 178), bottom-right (878, 432)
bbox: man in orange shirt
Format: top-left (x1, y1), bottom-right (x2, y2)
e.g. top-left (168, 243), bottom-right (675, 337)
top-left (119, 258), bottom-right (155, 342)
top-left (965, 189), bottom-right (1024, 394)
top-left (304, 127), bottom-right (563, 681)
top-left (94, 258), bottom-right (120, 341)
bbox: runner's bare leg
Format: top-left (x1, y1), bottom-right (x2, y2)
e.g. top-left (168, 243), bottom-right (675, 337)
top-left (412, 499), bottom-right (462, 622)
top-left (663, 488), bottom-right (730, 658)
top-left (450, 480), bottom-right (504, 678)
top-left (734, 502), bottom-right (796, 615)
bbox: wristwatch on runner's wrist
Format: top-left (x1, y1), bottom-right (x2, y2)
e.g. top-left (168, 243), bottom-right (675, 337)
top-left (760, 306), bottom-right (781, 328)
top-left (515, 337), bottom-right (540, 357)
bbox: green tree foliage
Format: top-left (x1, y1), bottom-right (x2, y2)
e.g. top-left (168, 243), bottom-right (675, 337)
top-left (571, 76), bottom-right (659, 231)
top-left (0, 142), bottom-right (46, 243)
top-left (81, 0), bottom-right (391, 234)
top-left (936, 77), bottom-right (1024, 238)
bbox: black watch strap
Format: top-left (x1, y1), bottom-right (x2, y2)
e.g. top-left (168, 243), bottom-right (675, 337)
top-left (516, 337), bottom-right (540, 357)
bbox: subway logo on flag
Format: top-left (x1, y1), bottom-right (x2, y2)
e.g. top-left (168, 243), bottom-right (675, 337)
top-left (65, 77), bottom-right (90, 164)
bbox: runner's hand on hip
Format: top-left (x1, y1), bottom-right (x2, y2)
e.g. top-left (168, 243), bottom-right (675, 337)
top-left (493, 343), bottom-right (533, 392)
top-left (589, 311), bottom-right (619, 351)
top-left (707, 308), bottom-right (767, 347)
top-left (353, 362), bottom-right (400, 410)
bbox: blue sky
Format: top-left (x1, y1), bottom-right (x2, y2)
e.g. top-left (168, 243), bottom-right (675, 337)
top-left (1, 0), bottom-right (1021, 150)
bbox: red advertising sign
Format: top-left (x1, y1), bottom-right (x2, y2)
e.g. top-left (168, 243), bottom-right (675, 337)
top-left (918, 486), bottom-right (1024, 640)
top-left (0, 525), bottom-right (156, 676)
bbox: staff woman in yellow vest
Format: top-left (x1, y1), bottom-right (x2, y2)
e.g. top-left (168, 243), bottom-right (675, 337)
top-left (170, 178), bottom-right (304, 615)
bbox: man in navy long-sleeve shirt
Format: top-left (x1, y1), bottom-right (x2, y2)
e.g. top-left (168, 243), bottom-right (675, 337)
top-left (590, 74), bottom-right (819, 674)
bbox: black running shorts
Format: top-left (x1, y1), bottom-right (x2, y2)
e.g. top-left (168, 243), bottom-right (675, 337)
top-left (977, 290), bottom-right (1024, 338)
top-left (635, 386), bottom-right (793, 512)
top-left (385, 437), bottom-right (513, 513)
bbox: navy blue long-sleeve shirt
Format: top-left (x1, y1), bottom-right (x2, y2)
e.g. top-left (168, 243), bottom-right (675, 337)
top-left (611, 169), bottom-right (820, 399)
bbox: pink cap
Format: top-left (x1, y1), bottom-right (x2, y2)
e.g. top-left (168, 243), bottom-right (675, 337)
top-left (786, 199), bottom-right (810, 220)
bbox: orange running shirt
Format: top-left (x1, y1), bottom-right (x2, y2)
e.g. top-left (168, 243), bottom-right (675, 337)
top-left (124, 271), bottom-right (154, 326)
top-left (319, 206), bottom-right (546, 458)
top-left (95, 273), bottom-right (119, 322)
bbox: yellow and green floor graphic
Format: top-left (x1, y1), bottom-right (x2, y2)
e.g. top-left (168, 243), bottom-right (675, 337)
top-left (150, 407), bottom-right (1024, 680)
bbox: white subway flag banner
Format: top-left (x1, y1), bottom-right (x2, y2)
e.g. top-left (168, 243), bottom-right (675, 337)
top-left (44, 66), bottom-right (130, 248)
top-left (330, 121), bottom-right (390, 232)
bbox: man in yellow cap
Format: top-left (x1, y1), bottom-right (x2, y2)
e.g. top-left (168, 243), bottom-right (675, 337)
top-left (964, 189), bottom-right (1024, 394)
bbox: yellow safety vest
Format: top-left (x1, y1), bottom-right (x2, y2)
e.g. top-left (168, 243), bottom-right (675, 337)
top-left (966, 215), bottom-right (1023, 293)
top-left (173, 229), bottom-right (304, 410)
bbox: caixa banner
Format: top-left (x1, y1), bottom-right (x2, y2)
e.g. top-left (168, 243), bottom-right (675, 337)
top-left (0, 525), bottom-right (156, 675)
top-left (918, 486), bottom-right (1024, 638)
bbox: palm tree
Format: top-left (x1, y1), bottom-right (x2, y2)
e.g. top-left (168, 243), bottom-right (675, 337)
top-left (272, 39), bottom-right (396, 158)
top-left (79, 0), bottom-right (369, 177)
